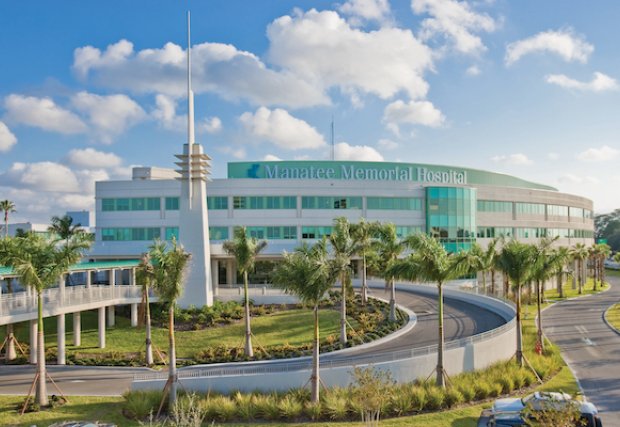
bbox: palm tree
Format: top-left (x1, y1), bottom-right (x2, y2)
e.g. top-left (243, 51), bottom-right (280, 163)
top-left (48, 215), bottom-right (84, 247)
top-left (0, 232), bottom-right (89, 406)
top-left (529, 239), bottom-right (560, 353)
top-left (135, 253), bottom-right (154, 366)
top-left (329, 217), bottom-right (358, 345)
top-left (594, 243), bottom-right (611, 290)
top-left (222, 226), bottom-right (267, 357)
top-left (570, 243), bottom-right (589, 294)
top-left (149, 238), bottom-right (191, 408)
top-left (0, 200), bottom-right (16, 238)
top-left (351, 218), bottom-right (379, 305)
top-left (471, 238), bottom-right (499, 294)
top-left (553, 246), bottom-right (570, 299)
top-left (272, 238), bottom-right (338, 402)
top-left (374, 223), bottom-right (407, 322)
top-left (390, 234), bottom-right (478, 387)
top-left (495, 239), bottom-right (537, 367)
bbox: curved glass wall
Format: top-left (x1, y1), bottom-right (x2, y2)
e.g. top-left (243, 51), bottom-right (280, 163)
top-left (426, 187), bottom-right (477, 252)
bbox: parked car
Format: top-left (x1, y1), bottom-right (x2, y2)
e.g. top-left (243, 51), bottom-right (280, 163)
top-left (480, 392), bottom-right (602, 427)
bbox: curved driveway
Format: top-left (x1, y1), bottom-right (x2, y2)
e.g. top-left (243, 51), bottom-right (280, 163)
top-left (0, 286), bottom-right (506, 396)
top-left (544, 276), bottom-right (620, 426)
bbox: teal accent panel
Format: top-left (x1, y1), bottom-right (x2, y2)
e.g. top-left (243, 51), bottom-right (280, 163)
top-left (426, 186), bottom-right (477, 252)
top-left (228, 161), bottom-right (557, 191)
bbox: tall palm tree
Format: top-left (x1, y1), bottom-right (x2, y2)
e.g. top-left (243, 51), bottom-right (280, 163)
top-left (223, 226), bottom-right (267, 357)
top-left (329, 217), bottom-right (358, 345)
top-left (529, 238), bottom-right (560, 353)
top-left (390, 234), bottom-right (478, 387)
top-left (351, 218), bottom-right (379, 305)
top-left (374, 223), bottom-right (407, 322)
top-left (149, 238), bottom-right (190, 408)
top-left (553, 246), bottom-right (571, 299)
top-left (594, 243), bottom-right (611, 290)
top-left (570, 243), bottom-right (589, 295)
top-left (136, 253), bottom-right (154, 366)
top-left (48, 215), bottom-right (84, 247)
top-left (0, 232), bottom-right (89, 406)
top-left (272, 238), bottom-right (338, 402)
top-left (0, 200), bottom-right (16, 238)
top-left (495, 239), bottom-right (537, 367)
top-left (471, 238), bottom-right (499, 294)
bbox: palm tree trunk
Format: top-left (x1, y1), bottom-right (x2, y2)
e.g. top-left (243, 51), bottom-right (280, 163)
top-left (578, 259), bottom-right (583, 294)
top-left (311, 304), bottom-right (320, 403)
top-left (436, 283), bottom-right (445, 387)
top-left (4, 212), bottom-right (8, 238)
top-left (481, 271), bottom-right (487, 292)
top-left (593, 258), bottom-right (598, 291)
top-left (340, 273), bottom-right (347, 345)
top-left (145, 289), bottom-right (153, 366)
top-left (490, 269), bottom-right (495, 294)
top-left (168, 304), bottom-right (177, 408)
top-left (557, 272), bottom-right (563, 299)
top-left (536, 280), bottom-right (545, 352)
top-left (515, 284), bottom-right (523, 367)
top-left (361, 254), bottom-right (367, 305)
top-left (36, 291), bottom-right (48, 406)
top-left (243, 271), bottom-right (253, 357)
top-left (388, 277), bottom-right (397, 322)
top-left (4, 278), bottom-right (16, 361)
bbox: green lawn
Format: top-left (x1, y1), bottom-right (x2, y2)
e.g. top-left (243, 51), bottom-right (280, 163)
top-left (544, 276), bottom-right (608, 300)
top-left (606, 303), bottom-right (620, 331)
top-left (2, 308), bottom-right (350, 360)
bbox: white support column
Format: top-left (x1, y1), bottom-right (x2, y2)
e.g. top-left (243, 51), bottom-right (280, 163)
top-left (108, 268), bottom-right (116, 327)
top-left (109, 269), bottom-right (116, 288)
top-left (226, 260), bottom-right (234, 286)
top-left (131, 303), bottom-right (138, 327)
top-left (130, 268), bottom-right (136, 287)
top-left (57, 314), bottom-right (66, 365)
top-left (98, 307), bottom-right (106, 348)
top-left (29, 319), bottom-right (37, 364)
top-left (73, 312), bottom-right (81, 347)
top-left (86, 270), bottom-right (92, 288)
top-left (231, 263), bottom-right (238, 285)
top-left (211, 259), bottom-right (219, 296)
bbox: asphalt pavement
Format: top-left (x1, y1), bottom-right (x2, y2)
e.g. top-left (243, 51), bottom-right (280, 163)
top-left (545, 275), bottom-right (620, 426)
top-left (0, 286), bottom-right (506, 396)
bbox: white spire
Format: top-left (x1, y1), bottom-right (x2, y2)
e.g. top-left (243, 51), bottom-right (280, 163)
top-left (187, 10), bottom-right (195, 146)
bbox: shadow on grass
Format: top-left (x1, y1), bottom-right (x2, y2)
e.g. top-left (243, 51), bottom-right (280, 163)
top-left (452, 416), bottom-right (481, 427)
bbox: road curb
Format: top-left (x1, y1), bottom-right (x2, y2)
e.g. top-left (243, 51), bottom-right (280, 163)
top-left (603, 303), bottom-right (620, 337)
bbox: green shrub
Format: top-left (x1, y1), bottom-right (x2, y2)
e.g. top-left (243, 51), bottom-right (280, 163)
top-left (389, 389), bottom-right (413, 416)
top-left (253, 394), bottom-right (280, 421)
top-left (277, 395), bottom-right (303, 420)
top-left (474, 381), bottom-right (492, 400)
top-left (424, 386), bottom-right (445, 410)
top-left (231, 391), bottom-right (257, 421)
top-left (497, 375), bottom-right (515, 394)
top-left (122, 390), bottom-right (163, 420)
top-left (322, 391), bottom-right (350, 420)
top-left (410, 386), bottom-right (427, 411)
top-left (203, 395), bottom-right (236, 422)
top-left (304, 400), bottom-right (322, 421)
top-left (488, 382), bottom-right (504, 398)
top-left (444, 388), bottom-right (464, 408)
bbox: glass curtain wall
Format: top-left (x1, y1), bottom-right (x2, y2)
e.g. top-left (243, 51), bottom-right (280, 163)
top-left (426, 187), bottom-right (477, 252)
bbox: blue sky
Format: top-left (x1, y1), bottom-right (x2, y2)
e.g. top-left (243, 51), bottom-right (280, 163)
top-left (1, 0), bottom-right (620, 223)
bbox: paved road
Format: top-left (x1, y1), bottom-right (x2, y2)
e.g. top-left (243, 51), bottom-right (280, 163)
top-left (545, 276), bottom-right (620, 426)
top-left (0, 286), bottom-right (506, 396)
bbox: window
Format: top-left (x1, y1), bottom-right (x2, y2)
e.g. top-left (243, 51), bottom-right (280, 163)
top-left (209, 226), bottom-right (229, 240)
top-left (367, 197), bottom-right (422, 210)
top-left (301, 196), bottom-right (362, 209)
top-left (231, 196), bottom-right (296, 210)
top-left (569, 207), bottom-right (584, 218)
top-left (242, 226), bottom-right (297, 240)
top-left (100, 197), bottom-right (160, 211)
top-left (395, 226), bottom-right (423, 238)
top-left (477, 200), bottom-right (513, 213)
top-left (515, 202), bottom-right (545, 215)
top-left (301, 226), bottom-right (333, 239)
top-left (165, 197), bottom-right (179, 210)
top-left (101, 227), bottom-right (160, 241)
top-left (165, 227), bottom-right (179, 240)
top-left (208, 196), bottom-right (228, 210)
top-left (547, 204), bottom-right (568, 217)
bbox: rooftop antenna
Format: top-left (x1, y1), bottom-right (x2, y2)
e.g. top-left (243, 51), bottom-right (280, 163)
top-left (187, 10), bottom-right (194, 208)
top-left (330, 115), bottom-right (335, 161)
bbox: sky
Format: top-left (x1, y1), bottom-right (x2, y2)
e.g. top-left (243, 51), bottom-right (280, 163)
top-left (2, 0), bottom-right (620, 223)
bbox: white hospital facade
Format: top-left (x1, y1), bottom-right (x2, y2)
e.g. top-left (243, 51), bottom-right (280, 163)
top-left (91, 160), bottom-right (594, 302)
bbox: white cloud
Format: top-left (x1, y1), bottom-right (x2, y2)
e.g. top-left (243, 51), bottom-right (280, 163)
top-left (73, 39), bottom-right (328, 108)
top-left (218, 146), bottom-right (246, 159)
top-left (1, 162), bottom-right (80, 192)
top-left (267, 9), bottom-right (433, 101)
top-left (378, 138), bottom-right (399, 150)
top-left (334, 142), bottom-right (384, 161)
top-left (199, 117), bottom-right (222, 134)
top-left (4, 94), bottom-right (87, 134)
top-left (505, 28), bottom-right (593, 66)
top-left (0, 121), bottom-right (17, 152)
top-left (466, 65), bottom-right (480, 76)
top-left (545, 72), bottom-right (618, 92)
top-left (576, 145), bottom-right (619, 162)
top-left (75, 168), bottom-right (110, 194)
top-left (71, 91), bottom-right (146, 143)
top-left (339, 0), bottom-right (391, 24)
top-left (491, 153), bottom-right (532, 165)
top-left (547, 152), bottom-right (559, 160)
top-left (383, 100), bottom-right (445, 134)
top-left (412, 0), bottom-right (497, 55)
top-left (240, 107), bottom-right (326, 150)
top-left (557, 174), bottom-right (600, 185)
top-left (263, 154), bottom-right (282, 161)
top-left (65, 148), bottom-right (122, 169)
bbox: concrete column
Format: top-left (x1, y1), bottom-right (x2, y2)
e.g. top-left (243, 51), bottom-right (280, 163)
top-left (86, 270), bottom-right (92, 288)
top-left (73, 312), bottom-right (81, 347)
top-left (98, 307), bottom-right (106, 348)
top-left (130, 268), bottom-right (136, 287)
top-left (109, 269), bottom-right (116, 287)
top-left (130, 303), bottom-right (138, 327)
top-left (107, 305), bottom-right (115, 327)
top-left (29, 319), bottom-right (37, 364)
top-left (57, 314), bottom-right (66, 365)
top-left (58, 274), bottom-right (66, 303)
top-left (231, 263), bottom-right (238, 285)
top-left (226, 260), bottom-right (234, 286)
top-left (211, 259), bottom-right (219, 296)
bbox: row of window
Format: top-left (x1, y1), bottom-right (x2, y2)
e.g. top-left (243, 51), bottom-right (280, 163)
top-left (232, 196), bottom-right (296, 210)
top-left (367, 197), bottom-right (422, 211)
top-left (479, 200), bottom-right (592, 219)
top-left (476, 227), bottom-right (594, 239)
top-left (102, 197), bottom-right (161, 212)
